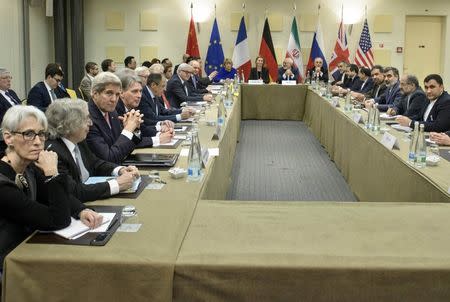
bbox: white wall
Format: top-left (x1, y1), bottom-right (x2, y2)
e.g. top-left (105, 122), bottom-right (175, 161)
top-left (83, 0), bottom-right (450, 82)
top-left (0, 0), bottom-right (24, 97)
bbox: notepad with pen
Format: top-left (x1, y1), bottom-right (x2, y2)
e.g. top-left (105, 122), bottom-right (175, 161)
top-left (27, 205), bottom-right (123, 246)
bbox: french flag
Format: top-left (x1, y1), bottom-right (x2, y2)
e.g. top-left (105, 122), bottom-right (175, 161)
top-left (232, 16), bottom-right (251, 82)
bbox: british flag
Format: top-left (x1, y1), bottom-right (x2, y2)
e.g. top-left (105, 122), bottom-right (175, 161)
top-left (355, 18), bottom-right (374, 68)
top-left (329, 19), bottom-right (350, 75)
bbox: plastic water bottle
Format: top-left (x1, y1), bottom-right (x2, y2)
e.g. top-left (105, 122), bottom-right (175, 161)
top-left (187, 129), bottom-right (203, 182)
top-left (241, 70), bottom-right (245, 84)
top-left (344, 90), bottom-right (352, 112)
top-left (326, 80), bottom-right (332, 99)
top-left (408, 121), bottom-right (419, 164)
top-left (372, 103), bottom-right (380, 133)
top-left (365, 105), bottom-right (373, 130)
top-left (415, 124), bottom-right (426, 168)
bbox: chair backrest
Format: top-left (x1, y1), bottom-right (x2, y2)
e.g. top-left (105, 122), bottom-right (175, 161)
top-left (77, 87), bottom-right (86, 101)
top-left (66, 88), bottom-right (77, 99)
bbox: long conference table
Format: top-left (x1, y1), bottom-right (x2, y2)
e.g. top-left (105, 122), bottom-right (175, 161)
top-left (2, 85), bottom-right (450, 302)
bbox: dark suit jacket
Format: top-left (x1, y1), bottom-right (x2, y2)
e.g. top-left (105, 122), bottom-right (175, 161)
top-left (277, 67), bottom-right (299, 83)
top-left (375, 81), bottom-right (402, 112)
top-left (331, 70), bottom-right (345, 85)
top-left (0, 89), bottom-right (20, 123)
top-left (139, 87), bottom-right (182, 124)
top-left (307, 67), bottom-right (329, 82)
top-left (46, 139), bottom-right (118, 202)
top-left (356, 78), bottom-right (374, 94)
top-left (27, 81), bottom-right (54, 112)
top-left (86, 100), bottom-right (152, 164)
top-left (166, 74), bottom-right (204, 108)
top-left (116, 99), bottom-right (158, 138)
top-left (392, 88), bottom-right (427, 121)
top-left (411, 91), bottom-right (450, 132)
top-left (342, 75), bottom-right (362, 91)
top-left (365, 83), bottom-right (387, 100)
top-left (56, 84), bottom-right (70, 99)
top-left (249, 67), bottom-right (270, 84)
top-left (187, 75), bottom-right (209, 94)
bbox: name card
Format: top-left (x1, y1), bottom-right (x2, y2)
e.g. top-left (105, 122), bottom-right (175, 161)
top-left (281, 80), bottom-right (297, 85)
top-left (380, 132), bottom-right (400, 150)
top-left (352, 113), bottom-right (363, 124)
top-left (201, 148), bottom-right (209, 168)
top-left (248, 79), bottom-right (264, 85)
top-left (448, 186), bottom-right (450, 194)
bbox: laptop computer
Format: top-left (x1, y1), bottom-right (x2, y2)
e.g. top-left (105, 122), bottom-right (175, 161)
top-left (122, 153), bottom-right (178, 167)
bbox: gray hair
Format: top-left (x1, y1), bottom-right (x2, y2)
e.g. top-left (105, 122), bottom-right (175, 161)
top-left (2, 105), bottom-right (47, 133)
top-left (135, 66), bottom-right (149, 76)
top-left (116, 70), bottom-right (142, 91)
top-left (177, 63), bottom-right (194, 75)
top-left (405, 74), bottom-right (419, 88)
top-left (46, 99), bottom-right (88, 139)
top-left (91, 71), bottom-right (121, 94)
top-left (149, 63), bottom-right (164, 74)
top-left (0, 68), bottom-right (10, 77)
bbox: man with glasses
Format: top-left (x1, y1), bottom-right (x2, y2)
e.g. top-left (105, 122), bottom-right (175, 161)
top-left (387, 74), bottom-right (427, 120)
top-left (165, 63), bottom-right (213, 108)
top-left (28, 63), bottom-right (64, 112)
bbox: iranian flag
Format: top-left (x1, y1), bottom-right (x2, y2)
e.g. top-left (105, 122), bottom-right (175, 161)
top-left (285, 17), bottom-right (304, 82)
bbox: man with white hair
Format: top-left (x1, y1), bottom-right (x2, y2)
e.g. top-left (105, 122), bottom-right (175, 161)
top-left (165, 63), bottom-right (213, 108)
top-left (0, 68), bottom-right (21, 155)
top-left (188, 59), bottom-right (217, 93)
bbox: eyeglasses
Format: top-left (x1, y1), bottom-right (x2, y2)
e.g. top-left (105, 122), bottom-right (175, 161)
top-left (53, 77), bottom-right (62, 83)
top-left (0, 76), bottom-right (12, 80)
top-left (12, 130), bottom-right (49, 141)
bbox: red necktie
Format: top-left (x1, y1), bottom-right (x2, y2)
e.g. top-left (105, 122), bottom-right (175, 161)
top-left (162, 92), bottom-right (171, 109)
top-left (104, 112), bottom-right (112, 128)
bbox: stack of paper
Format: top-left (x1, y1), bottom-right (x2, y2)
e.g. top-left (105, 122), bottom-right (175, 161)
top-left (54, 213), bottom-right (115, 240)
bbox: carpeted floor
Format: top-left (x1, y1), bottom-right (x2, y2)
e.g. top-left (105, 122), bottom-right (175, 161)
top-left (226, 120), bottom-right (357, 201)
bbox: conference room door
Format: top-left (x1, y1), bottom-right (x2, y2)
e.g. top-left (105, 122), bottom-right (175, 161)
top-left (404, 16), bottom-right (443, 84)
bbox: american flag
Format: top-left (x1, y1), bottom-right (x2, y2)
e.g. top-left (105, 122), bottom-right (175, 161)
top-left (329, 20), bottom-right (350, 75)
top-left (355, 18), bottom-right (374, 68)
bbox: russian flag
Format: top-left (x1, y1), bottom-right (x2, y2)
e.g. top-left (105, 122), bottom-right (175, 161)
top-left (306, 20), bottom-right (328, 71)
top-left (232, 16), bottom-right (251, 82)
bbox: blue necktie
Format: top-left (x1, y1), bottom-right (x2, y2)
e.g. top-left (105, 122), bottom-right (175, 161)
top-left (153, 97), bottom-right (159, 116)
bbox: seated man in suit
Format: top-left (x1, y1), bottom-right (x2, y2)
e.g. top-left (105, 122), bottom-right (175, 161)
top-left (27, 64), bottom-right (64, 112)
top-left (331, 61), bottom-right (347, 85)
top-left (188, 59), bottom-right (217, 93)
top-left (387, 74), bottom-right (427, 121)
top-left (397, 74), bottom-right (450, 132)
top-left (115, 70), bottom-right (173, 144)
top-left (46, 99), bottom-right (139, 202)
top-left (306, 57), bottom-right (329, 82)
top-left (355, 67), bottom-right (374, 94)
top-left (86, 72), bottom-right (152, 164)
top-left (331, 64), bottom-right (362, 95)
top-left (101, 59), bottom-right (116, 72)
top-left (277, 57), bottom-right (299, 83)
top-left (430, 131), bottom-right (450, 146)
top-left (166, 63), bottom-right (213, 108)
top-left (365, 66), bottom-right (401, 112)
top-left (139, 73), bottom-right (195, 124)
top-left (352, 65), bottom-right (386, 102)
top-left (79, 62), bottom-right (99, 100)
top-left (0, 68), bottom-right (21, 155)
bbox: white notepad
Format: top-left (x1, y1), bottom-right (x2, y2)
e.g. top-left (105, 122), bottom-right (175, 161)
top-left (54, 213), bottom-right (116, 240)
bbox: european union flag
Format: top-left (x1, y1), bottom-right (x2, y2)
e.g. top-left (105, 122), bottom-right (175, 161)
top-left (205, 18), bottom-right (224, 76)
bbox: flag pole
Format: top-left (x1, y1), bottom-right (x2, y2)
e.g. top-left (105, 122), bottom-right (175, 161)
top-left (242, 2), bottom-right (246, 14)
top-left (214, 3), bottom-right (216, 19)
top-left (293, 3), bottom-right (296, 17)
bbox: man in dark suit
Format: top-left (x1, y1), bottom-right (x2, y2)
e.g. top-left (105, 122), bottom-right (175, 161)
top-left (115, 70), bottom-right (173, 144)
top-left (331, 61), bottom-right (348, 85)
top-left (86, 72), bottom-right (152, 164)
top-left (27, 64), bottom-right (64, 112)
top-left (397, 74), bottom-right (450, 132)
top-left (306, 57), bottom-right (329, 82)
top-left (365, 66), bottom-right (402, 112)
top-left (165, 63), bottom-right (213, 108)
top-left (188, 58), bottom-right (217, 93)
top-left (139, 73), bottom-right (194, 124)
top-left (387, 74), bottom-right (427, 121)
top-left (277, 57), bottom-right (300, 83)
top-left (352, 65), bottom-right (386, 102)
top-left (355, 67), bottom-right (374, 94)
top-left (341, 64), bottom-right (362, 91)
top-left (0, 68), bottom-right (21, 155)
top-left (45, 99), bottom-right (138, 202)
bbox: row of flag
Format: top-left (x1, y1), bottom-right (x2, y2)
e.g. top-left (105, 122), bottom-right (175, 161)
top-left (186, 13), bottom-right (374, 82)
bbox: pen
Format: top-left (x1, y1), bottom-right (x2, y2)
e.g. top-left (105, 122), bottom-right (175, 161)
top-left (46, 144), bottom-right (52, 150)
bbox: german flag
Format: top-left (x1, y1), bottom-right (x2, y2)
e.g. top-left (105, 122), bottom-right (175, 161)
top-left (259, 18), bottom-right (278, 82)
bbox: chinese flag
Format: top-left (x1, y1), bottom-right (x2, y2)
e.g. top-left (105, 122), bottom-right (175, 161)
top-left (186, 14), bottom-right (200, 58)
